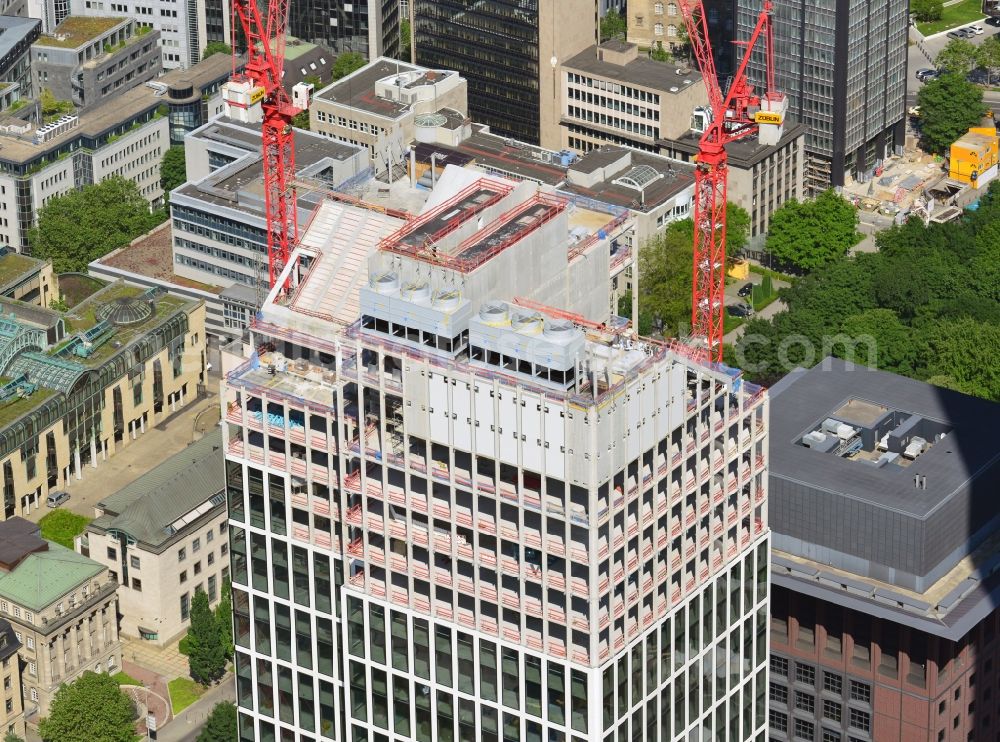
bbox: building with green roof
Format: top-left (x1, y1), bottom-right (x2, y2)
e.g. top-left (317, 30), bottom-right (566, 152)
top-left (79, 429), bottom-right (228, 646)
top-left (0, 517), bottom-right (121, 717)
top-left (0, 280), bottom-right (206, 522)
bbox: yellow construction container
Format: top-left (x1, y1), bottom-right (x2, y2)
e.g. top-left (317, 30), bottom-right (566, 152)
top-left (727, 259), bottom-right (749, 280)
top-left (949, 129), bottom-right (999, 189)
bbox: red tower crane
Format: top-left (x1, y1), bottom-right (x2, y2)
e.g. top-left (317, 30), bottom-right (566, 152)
top-left (677, 0), bottom-right (781, 362)
top-left (229, 0), bottom-right (303, 293)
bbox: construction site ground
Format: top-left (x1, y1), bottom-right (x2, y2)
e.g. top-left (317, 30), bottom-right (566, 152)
top-left (841, 148), bottom-right (944, 215)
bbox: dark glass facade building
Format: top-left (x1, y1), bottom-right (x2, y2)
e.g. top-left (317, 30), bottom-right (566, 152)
top-left (414, 0), bottom-right (542, 144)
top-left (289, 0), bottom-right (370, 55)
top-left (736, 0), bottom-right (907, 192)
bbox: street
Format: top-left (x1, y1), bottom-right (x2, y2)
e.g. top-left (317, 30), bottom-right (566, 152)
top-left (907, 21), bottom-right (1000, 109)
top-left (156, 678), bottom-right (236, 742)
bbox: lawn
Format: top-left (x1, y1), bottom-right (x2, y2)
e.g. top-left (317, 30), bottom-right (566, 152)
top-left (112, 671), bottom-right (144, 687)
top-left (916, 0), bottom-right (984, 36)
top-left (168, 677), bottom-right (206, 714)
top-left (38, 510), bottom-right (92, 549)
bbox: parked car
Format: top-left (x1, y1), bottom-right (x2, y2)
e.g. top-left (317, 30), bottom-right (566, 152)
top-left (46, 491), bottom-right (70, 508)
top-left (947, 30), bottom-right (964, 40)
top-left (968, 24), bottom-right (984, 34)
top-left (986, 16), bottom-right (1000, 27)
top-left (727, 303), bottom-right (754, 319)
top-left (916, 67), bottom-right (935, 80)
top-left (737, 282), bottom-right (754, 298)
top-left (969, 68), bottom-right (991, 85)
top-left (961, 27), bottom-right (978, 37)
top-left (920, 69), bottom-right (942, 82)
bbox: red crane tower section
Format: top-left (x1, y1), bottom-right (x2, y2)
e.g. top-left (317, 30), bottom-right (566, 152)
top-left (677, 0), bottom-right (781, 362)
top-left (230, 0), bottom-right (300, 291)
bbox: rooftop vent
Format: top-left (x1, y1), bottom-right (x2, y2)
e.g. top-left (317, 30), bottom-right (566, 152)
top-left (431, 289), bottom-right (461, 311)
top-left (479, 301), bottom-right (509, 326)
top-left (511, 311), bottom-right (544, 335)
top-left (371, 270), bottom-right (399, 294)
top-left (401, 281), bottom-right (430, 302)
top-left (543, 318), bottom-right (575, 339)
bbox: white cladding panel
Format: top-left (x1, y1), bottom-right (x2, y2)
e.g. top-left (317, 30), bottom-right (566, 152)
top-left (668, 363), bottom-right (686, 433)
top-left (640, 380), bottom-right (655, 452)
top-left (545, 405), bottom-right (565, 479)
top-left (521, 391), bottom-right (542, 474)
top-left (453, 380), bottom-right (472, 451)
top-left (429, 372), bottom-right (449, 444)
top-left (474, 384), bottom-right (494, 457)
top-left (498, 392), bottom-right (518, 465)
top-left (627, 386), bottom-right (641, 461)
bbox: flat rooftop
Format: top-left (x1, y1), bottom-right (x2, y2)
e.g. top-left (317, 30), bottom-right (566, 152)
top-left (97, 223), bottom-right (224, 294)
top-left (314, 58), bottom-right (422, 119)
top-left (563, 43), bottom-right (703, 94)
top-left (36, 16), bottom-right (125, 48)
top-left (451, 126), bottom-right (568, 186)
top-left (0, 250), bottom-right (44, 292)
top-left (661, 121), bottom-right (809, 168)
top-left (175, 118), bottom-right (364, 217)
top-left (770, 359), bottom-right (1000, 519)
top-left (563, 146), bottom-right (695, 213)
top-left (0, 82), bottom-right (158, 164)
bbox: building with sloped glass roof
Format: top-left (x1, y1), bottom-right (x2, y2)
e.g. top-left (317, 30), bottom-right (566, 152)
top-left (78, 429), bottom-right (229, 646)
top-left (0, 280), bottom-right (206, 519)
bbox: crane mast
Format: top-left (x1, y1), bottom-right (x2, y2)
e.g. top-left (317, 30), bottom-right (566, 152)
top-left (677, 0), bottom-right (783, 362)
top-left (227, 0), bottom-right (306, 299)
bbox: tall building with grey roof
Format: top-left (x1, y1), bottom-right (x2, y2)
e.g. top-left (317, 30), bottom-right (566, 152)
top-left (766, 358), bottom-right (1000, 742)
top-left (0, 517), bottom-right (121, 717)
top-left (77, 430), bottom-right (230, 646)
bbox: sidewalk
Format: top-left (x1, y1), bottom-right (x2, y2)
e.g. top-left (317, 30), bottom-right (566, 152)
top-left (156, 677), bottom-right (236, 742)
top-left (123, 636), bottom-right (190, 679)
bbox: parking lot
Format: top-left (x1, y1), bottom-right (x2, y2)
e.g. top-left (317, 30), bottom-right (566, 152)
top-left (909, 19), bottom-right (1000, 106)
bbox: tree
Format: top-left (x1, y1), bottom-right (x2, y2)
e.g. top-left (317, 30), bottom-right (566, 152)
top-left (39, 88), bottom-right (73, 122)
top-left (838, 308), bottom-right (915, 373)
top-left (600, 9), bottom-right (626, 41)
top-left (399, 18), bottom-right (412, 61)
top-left (935, 38), bottom-right (979, 74)
top-left (917, 73), bottom-right (986, 154)
top-left (332, 52), bottom-right (366, 82)
top-left (160, 145), bottom-right (187, 197)
top-left (911, 0), bottom-right (943, 21)
top-left (650, 42), bottom-right (671, 62)
top-left (202, 41), bottom-right (232, 59)
top-left (915, 318), bottom-right (1000, 400)
top-left (28, 177), bottom-right (164, 273)
top-left (637, 218), bottom-right (694, 336)
top-left (977, 36), bottom-right (1000, 83)
top-left (291, 109), bottom-right (310, 130)
top-left (197, 701), bottom-right (238, 742)
top-left (215, 578), bottom-right (234, 660)
top-left (38, 671), bottom-right (135, 742)
top-left (726, 202), bottom-right (751, 256)
top-left (764, 189), bottom-right (860, 272)
top-left (187, 588), bottom-right (227, 684)
top-left (4, 732), bottom-right (24, 742)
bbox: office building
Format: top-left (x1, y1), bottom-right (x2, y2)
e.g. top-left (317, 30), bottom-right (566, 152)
top-left (559, 40), bottom-right (708, 154)
top-left (627, 1), bottom-right (737, 78)
top-left (0, 249), bottom-right (56, 306)
top-left (168, 117), bottom-right (369, 321)
top-left (310, 57), bottom-right (467, 174)
top-left (0, 16), bottom-right (40, 109)
top-left (0, 617), bottom-right (23, 738)
top-left (660, 122), bottom-right (806, 245)
top-left (414, 0), bottom-right (596, 147)
top-left (289, 0), bottom-right (379, 56)
top-left (77, 430), bottom-right (230, 646)
top-left (0, 87), bottom-right (167, 250)
top-left (0, 282), bottom-right (206, 519)
top-left (69, 0), bottom-right (229, 69)
top-left (767, 359), bottom-right (1000, 741)
top-left (31, 16), bottom-right (161, 109)
top-left (223, 168), bottom-right (771, 741)
top-left (736, 0), bottom-right (907, 192)
top-left (0, 518), bottom-right (122, 717)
